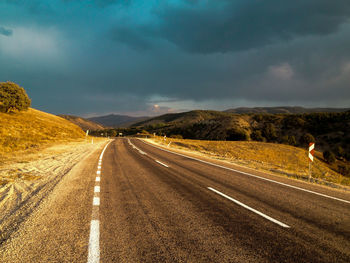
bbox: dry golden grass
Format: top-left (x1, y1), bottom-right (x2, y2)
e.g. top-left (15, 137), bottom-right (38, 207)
top-left (151, 136), bottom-right (349, 187)
top-left (0, 137), bottom-right (107, 186)
top-left (0, 108), bottom-right (86, 162)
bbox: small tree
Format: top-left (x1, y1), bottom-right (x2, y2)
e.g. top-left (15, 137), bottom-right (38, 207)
top-left (301, 133), bottom-right (315, 146)
top-left (288, 135), bottom-right (296, 146)
top-left (335, 146), bottom-right (345, 158)
top-left (323, 150), bottom-right (336, 164)
top-left (226, 128), bottom-right (250, 141)
top-left (262, 123), bottom-right (277, 141)
top-left (0, 82), bottom-right (31, 113)
top-left (251, 130), bottom-right (265, 142)
top-left (109, 130), bottom-right (117, 137)
top-left (170, 134), bottom-right (183, 139)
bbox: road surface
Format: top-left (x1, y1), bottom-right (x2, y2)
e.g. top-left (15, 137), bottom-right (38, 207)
top-left (1, 137), bottom-right (349, 262)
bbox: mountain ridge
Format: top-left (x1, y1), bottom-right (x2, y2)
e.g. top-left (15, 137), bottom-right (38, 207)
top-left (59, 115), bottom-right (104, 131)
top-left (224, 106), bottom-right (350, 114)
top-left (88, 114), bottom-right (150, 128)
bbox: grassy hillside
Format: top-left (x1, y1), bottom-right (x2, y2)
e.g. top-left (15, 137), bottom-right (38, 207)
top-left (133, 110), bottom-right (350, 177)
top-left (150, 136), bottom-right (350, 187)
top-left (0, 108), bottom-right (85, 156)
top-left (224, 106), bottom-right (350, 114)
top-left (59, 115), bottom-right (105, 131)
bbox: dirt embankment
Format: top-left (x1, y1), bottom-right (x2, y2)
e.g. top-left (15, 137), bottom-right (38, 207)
top-left (0, 139), bottom-right (107, 244)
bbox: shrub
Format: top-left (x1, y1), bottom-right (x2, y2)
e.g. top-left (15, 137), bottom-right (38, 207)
top-left (109, 130), bottom-right (117, 137)
top-left (170, 134), bottom-right (183, 139)
top-left (226, 128), bottom-right (250, 141)
top-left (262, 123), bottom-right (277, 141)
top-left (140, 129), bottom-right (150, 134)
top-left (281, 135), bottom-right (296, 145)
top-left (251, 130), bottom-right (265, 142)
top-left (323, 150), bottom-right (336, 164)
top-left (301, 133), bottom-right (315, 146)
top-left (0, 82), bottom-right (31, 113)
top-left (338, 165), bottom-right (350, 177)
top-left (288, 135), bottom-right (296, 146)
top-left (335, 146), bottom-right (345, 158)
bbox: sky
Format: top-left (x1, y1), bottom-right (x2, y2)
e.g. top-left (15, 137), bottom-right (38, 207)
top-left (1, 0), bottom-right (350, 117)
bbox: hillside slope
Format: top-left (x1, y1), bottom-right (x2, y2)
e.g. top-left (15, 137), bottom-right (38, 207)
top-left (88, 114), bottom-right (149, 127)
top-left (133, 110), bottom-right (251, 140)
top-left (59, 115), bottom-right (104, 131)
top-left (0, 108), bottom-right (85, 155)
top-left (133, 110), bottom-right (350, 177)
top-left (134, 110), bottom-right (349, 152)
top-left (224, 106), bottom-right (350, 114)
top-left (149, 137), bottom-right (350, 186)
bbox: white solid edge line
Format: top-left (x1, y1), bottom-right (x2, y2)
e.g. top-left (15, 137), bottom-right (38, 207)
top-left (87, 220), bottom-right (100, 263)
top-left (96, 177), bottom-right (100, 182)
top-left (140, 140), bottom-right (350, 204)
top-left (94, 186), bottom-right (100, 193)
top-left (208, 187), bottom-right (290, 228)
top-left (93, 197), bottom-right (100, 206)
top-left (156, 160), bottom-right (169, 168)
top-left (99, 140), bottom-right (112, 160)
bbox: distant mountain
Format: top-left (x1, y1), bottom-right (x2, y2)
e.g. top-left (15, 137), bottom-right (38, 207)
top-left (88, 114), bottom-right (150, 128)
top-left (59, 115), bottom-right (105, 131)
top-left (132, 110), bottom-right (250, 140)
top-left (133, 110), bottom-right (232, 127)
top-left (224, 106), bottom-right (350, 114)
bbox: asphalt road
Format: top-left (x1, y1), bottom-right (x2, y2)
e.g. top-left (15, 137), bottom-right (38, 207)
top-left (1, 137), bottom-right (350, 262)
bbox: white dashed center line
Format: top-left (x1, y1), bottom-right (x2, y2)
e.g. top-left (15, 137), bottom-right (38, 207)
top-left (88, 220), bottom-right (100, 263)
top-left (87, 140), bottom-right (112, 263)
top-left (208, 187), bottom-right (290, 228)
top-left (128, 139), bottom-right (148, 155)
top-left (155, 160), bottom-right (169, 168)
top-left (93, 197), bottom-right (100, 206)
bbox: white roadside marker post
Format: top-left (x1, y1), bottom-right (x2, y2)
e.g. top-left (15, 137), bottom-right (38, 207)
top-left (308, 142), bottom-right (315, 181)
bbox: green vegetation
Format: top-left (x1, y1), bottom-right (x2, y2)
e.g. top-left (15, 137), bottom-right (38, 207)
top-left (0, 82), bottom-right (31, 113)
top-left (323, 150), bottom-right (336, 164)
top-left (128, 110), bottom-right (350, 177)
top-left (90, 109), bottom-right (350, 178)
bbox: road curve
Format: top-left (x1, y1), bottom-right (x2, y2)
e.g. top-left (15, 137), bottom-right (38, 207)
top-left (0, 137), bottom-right (349, 262)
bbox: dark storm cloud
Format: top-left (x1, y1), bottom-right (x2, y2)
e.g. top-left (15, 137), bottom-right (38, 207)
top-left (110, 26), bottom-right (153, 50)
top-left (61, 0), bottom-right (132, 7)
top-left (0, 26), bottom-right (12, 37)
top-left (93, 0), bottom-right (132, 7)
top-left (150, 0), bottom-right (350, 53)
top-left (1, 0), bottom-right (350, 116)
